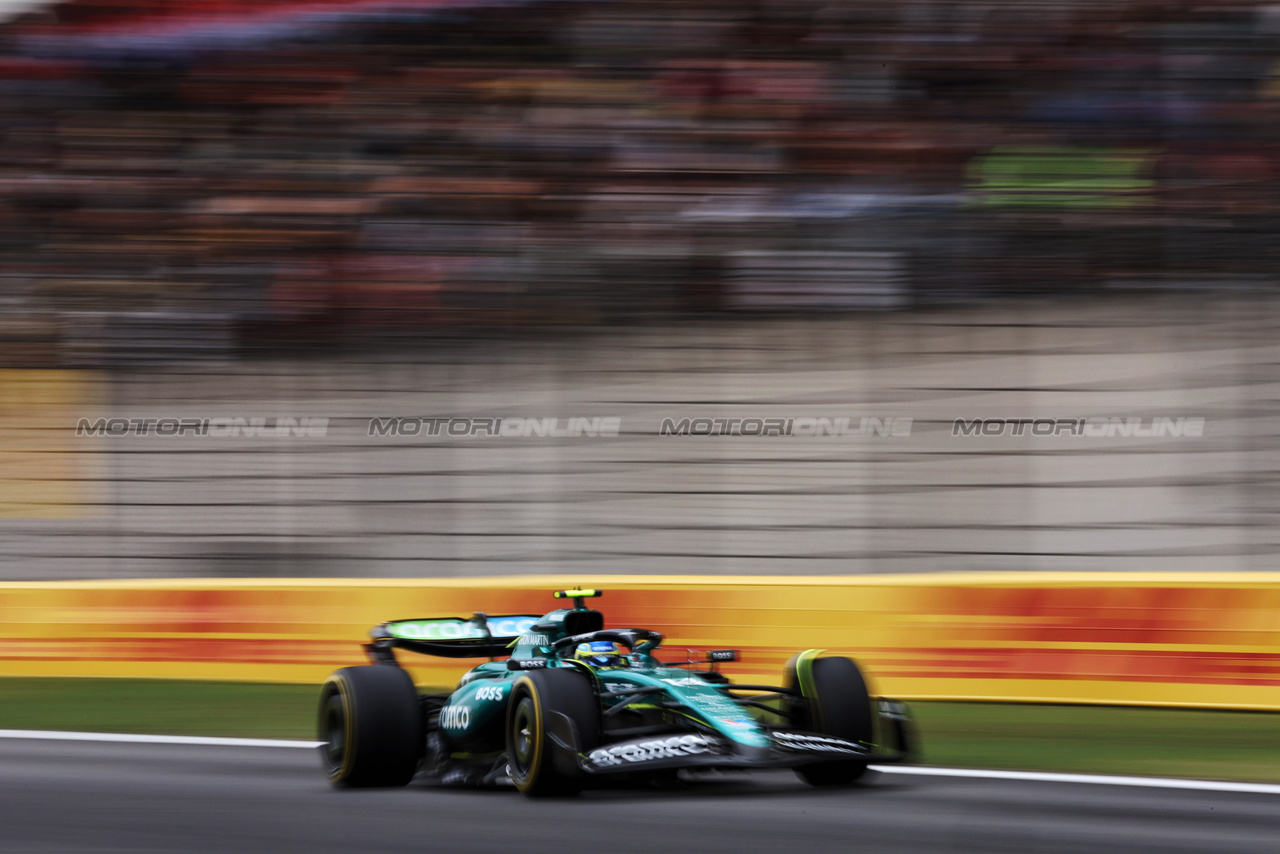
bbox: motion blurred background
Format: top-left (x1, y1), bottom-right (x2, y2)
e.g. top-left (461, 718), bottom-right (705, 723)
top-left (2, 0), bottom-right (1279, 580)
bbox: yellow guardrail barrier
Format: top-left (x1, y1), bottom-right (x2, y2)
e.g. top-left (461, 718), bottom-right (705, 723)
top-left (2, 574), bottom-right (1279, 709)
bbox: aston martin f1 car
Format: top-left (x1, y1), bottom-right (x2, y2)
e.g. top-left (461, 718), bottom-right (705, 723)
top-left (318, 589), bottom-right (914, 795)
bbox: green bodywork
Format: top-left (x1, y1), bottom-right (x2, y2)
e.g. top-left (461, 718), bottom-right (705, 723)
top-left (431, 605), bottom-right (776, 755)
top-left (441, 661), bottom-right (777, 753)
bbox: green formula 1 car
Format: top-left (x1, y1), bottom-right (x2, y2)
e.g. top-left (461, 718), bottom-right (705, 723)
top-left (318, 588), bottom-right (914, 795)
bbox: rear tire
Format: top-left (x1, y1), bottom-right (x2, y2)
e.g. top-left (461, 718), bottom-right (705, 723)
top-left (785, 655), bottom-right (873, 787)
top-left (319, 665), bottom-right (422, 788)
top-left (506, 669), bottom-right (600, 797)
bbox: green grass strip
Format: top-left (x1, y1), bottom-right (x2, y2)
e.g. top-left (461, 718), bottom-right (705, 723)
top-left (0, 678), bottom-right (322, 741)
top-left (3, 678), bottom-right (1279, 783)
top-left (911, 700), bottom-right (1280, 784)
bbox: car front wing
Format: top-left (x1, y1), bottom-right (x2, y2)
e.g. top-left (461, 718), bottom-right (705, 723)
top-left (544, 697), bottom-right (915, 776)
top-left (578, 729), bottom-right (884, 774)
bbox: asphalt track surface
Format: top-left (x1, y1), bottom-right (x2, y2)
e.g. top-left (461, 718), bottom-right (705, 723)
top-left (2, 739), bottom-right (1277, 854)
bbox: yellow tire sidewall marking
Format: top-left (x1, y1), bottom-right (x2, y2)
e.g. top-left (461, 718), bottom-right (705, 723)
top-left (512, 675), bottom-right (543, 792)
top-left (794, 649), bottom-right (825, 731)
top-left (323, 674), bottom-right (356, 782)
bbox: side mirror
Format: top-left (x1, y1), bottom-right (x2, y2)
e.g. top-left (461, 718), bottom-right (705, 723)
top-left (707, 650), bottom-right (739, 663)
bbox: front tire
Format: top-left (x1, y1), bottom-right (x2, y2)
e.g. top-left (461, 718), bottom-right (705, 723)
top-left (319, 665), bottom-right (422, 788)
top-left (785, 655), bottom-right (874, 787)
top-left (507, 669), bottom-right (600, 797)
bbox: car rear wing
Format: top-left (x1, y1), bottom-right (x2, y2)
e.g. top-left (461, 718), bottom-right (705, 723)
top-left (364, 613), bottom-right (541, 662)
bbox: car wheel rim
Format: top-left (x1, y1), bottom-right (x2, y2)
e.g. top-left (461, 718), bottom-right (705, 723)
top-left (323, 695), bottom-right (346, 771)
top-left (512, 699), bottom-right (535, 773)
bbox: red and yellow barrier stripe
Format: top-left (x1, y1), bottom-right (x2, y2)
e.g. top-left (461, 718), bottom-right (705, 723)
top-left (2, 574), bottom-right (1279, 709)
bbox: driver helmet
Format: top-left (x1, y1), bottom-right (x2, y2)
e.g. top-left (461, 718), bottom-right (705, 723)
top-left (574, 640), bottom-right (628, 669)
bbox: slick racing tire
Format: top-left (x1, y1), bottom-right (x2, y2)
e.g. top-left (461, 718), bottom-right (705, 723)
top-left (507, 669), bottom-right (601, 797)
top-left (785, 655), bottom-right (874, 787)
top-left (319, 665), bottom-right (423, 788)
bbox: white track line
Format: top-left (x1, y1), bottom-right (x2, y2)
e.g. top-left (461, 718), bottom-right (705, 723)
top-left (1, 730), bottom-right (1276, 795)
top-left (872, 765), bottom-right (1280, 795)
top-left (0, 729), bottom-right (320, 749)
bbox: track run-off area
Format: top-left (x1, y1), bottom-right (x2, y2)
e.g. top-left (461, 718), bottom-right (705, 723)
top-left (2, 731), bottom-right (1276, 854)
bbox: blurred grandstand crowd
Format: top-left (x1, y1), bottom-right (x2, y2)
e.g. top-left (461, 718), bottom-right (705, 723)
top-left (1, 0), bottom-right (1279, 361)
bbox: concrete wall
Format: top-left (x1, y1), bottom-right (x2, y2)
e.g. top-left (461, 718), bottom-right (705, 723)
top-left (3, 293), bottom-right (1277, 579)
